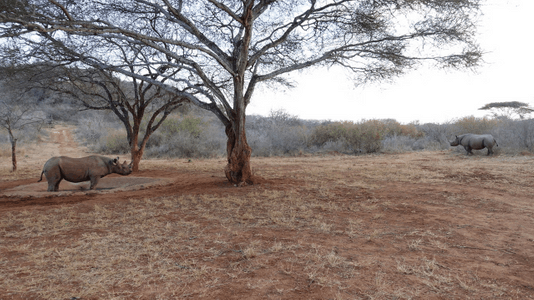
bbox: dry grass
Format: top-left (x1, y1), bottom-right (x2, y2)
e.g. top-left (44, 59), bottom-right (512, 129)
top-left (0, 144), bottom-right (14, 157)
top-left (0, 145), bottom-right (38, 180)
top-left (1, 151), bottom-right (534, 299)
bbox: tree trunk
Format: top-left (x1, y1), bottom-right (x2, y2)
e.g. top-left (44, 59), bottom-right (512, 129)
top-left (7, 129), bottom-right (17, 172)
top-left (224, 119), bottom-right (253, 185)
top-left (130, 133), bottom-right (143, 173)
top-left (131, 148), bottom-right (143, 172)
top-left (223, 5), bottom-right (256, 186)
top-left (11, 138), bottom-right (17, 172)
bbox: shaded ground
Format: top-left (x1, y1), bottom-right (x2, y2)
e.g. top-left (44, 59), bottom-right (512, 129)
top-left (1, 126), bottom-right (534, 299)
top-left (2, 176), bottom-right (168, 197)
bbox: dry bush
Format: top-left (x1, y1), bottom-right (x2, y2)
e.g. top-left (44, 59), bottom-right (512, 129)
top-left (310, 121), bottom-right (381, 154)
top-left (492, 118), bottom-right (534, 154)
top-left (98, 128), bottom-right (130, 154)
top-left (381, 135), bottom-right (417, 153)
top-left (144, 115), bottom-right (226, 158)
top-left (451, 116), bottom-right (500, 135)
top-left (74, 112), bottom-right (124, 146)
top-left (73, 107), bottom-right (534, 158)
top-left (310, 119), bottom-right (423, 154)
top-left (247, 110), bottom-right (312, 157)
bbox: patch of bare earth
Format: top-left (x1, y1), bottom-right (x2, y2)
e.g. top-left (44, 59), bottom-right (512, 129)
top-left (1, 127), bottom-right (534, 299)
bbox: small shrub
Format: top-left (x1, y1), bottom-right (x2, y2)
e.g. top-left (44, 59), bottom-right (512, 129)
top-left (310, 120), bottom-right (387, 154)
top-left (99, 129), bottom-right (130, 154)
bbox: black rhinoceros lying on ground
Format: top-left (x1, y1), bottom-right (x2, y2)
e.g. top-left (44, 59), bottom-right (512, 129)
top-left (449, 134), bottom-right (498, 156)
top-left (38, 156), bottom-right (133, 191)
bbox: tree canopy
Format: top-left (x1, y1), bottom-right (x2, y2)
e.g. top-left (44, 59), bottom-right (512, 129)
top-left (1, 0), bottom-right (483, 184)
top-left (479, 101), bottom-right (534, 120)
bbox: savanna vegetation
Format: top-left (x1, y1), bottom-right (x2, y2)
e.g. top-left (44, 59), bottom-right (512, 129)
top-left (76, 108), bottom-right (533, 158)
top-left (3, 96), bottom-right (534, 165)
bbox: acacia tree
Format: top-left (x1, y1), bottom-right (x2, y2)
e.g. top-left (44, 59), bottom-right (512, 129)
top-left (479, 101), bottom-right (534, 120)
top-left (1, 50), bottom-right (188, 172)
top-left (54, 67), bottom-right (187, 172)
top-left (34, 40), bottom-right (190, 172)
top-left (1, 0), bottom-right (483, 184)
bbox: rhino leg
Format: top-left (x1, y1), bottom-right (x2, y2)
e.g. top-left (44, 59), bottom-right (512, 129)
top-left (47, 179), bottom-right (61, 191)
top-left (54, 180), bottom-right (61, 191)
top-left (46, 174), bottom-right (62, 192)
top-left (463, 145), bottom-right (473, 155)
top-left (487, 147), bottom-right (493, 156)
top-left (89, 176), bottom-right (100, 190)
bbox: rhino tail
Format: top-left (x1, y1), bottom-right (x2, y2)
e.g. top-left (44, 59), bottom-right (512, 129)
top-left (494, 138), bottom-right (498, 147)
top-left (38, 170), bottom-right (44, 182)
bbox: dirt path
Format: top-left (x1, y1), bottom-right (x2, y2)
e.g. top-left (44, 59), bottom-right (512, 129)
top-left (46, 125), bottom-right (89, 157)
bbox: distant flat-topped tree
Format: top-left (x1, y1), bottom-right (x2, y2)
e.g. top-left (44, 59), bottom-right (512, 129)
top-left (479, 101), bottom-right (534, 120)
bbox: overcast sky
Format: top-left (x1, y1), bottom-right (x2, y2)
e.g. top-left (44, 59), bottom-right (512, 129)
top-left (248, 0), bottom-right (533, 124)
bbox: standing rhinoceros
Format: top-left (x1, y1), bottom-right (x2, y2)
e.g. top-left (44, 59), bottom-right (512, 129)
top-left (38, 155), bottom-right (133, 191)
top-left (449, 134), bottom-right (498, 156)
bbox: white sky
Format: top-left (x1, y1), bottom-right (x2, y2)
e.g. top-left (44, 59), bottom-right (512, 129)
top-left (249, 0), bottom-right (533, 124)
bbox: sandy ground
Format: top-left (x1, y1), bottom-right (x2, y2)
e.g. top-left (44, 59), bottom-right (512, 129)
top-left (1, 125), bottom-right (534, 299)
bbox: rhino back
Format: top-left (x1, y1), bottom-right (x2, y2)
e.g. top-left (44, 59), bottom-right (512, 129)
top-left (461, 134), bottom-right (494, 149)
top-left (58, 156), bottom-right (111, 182)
